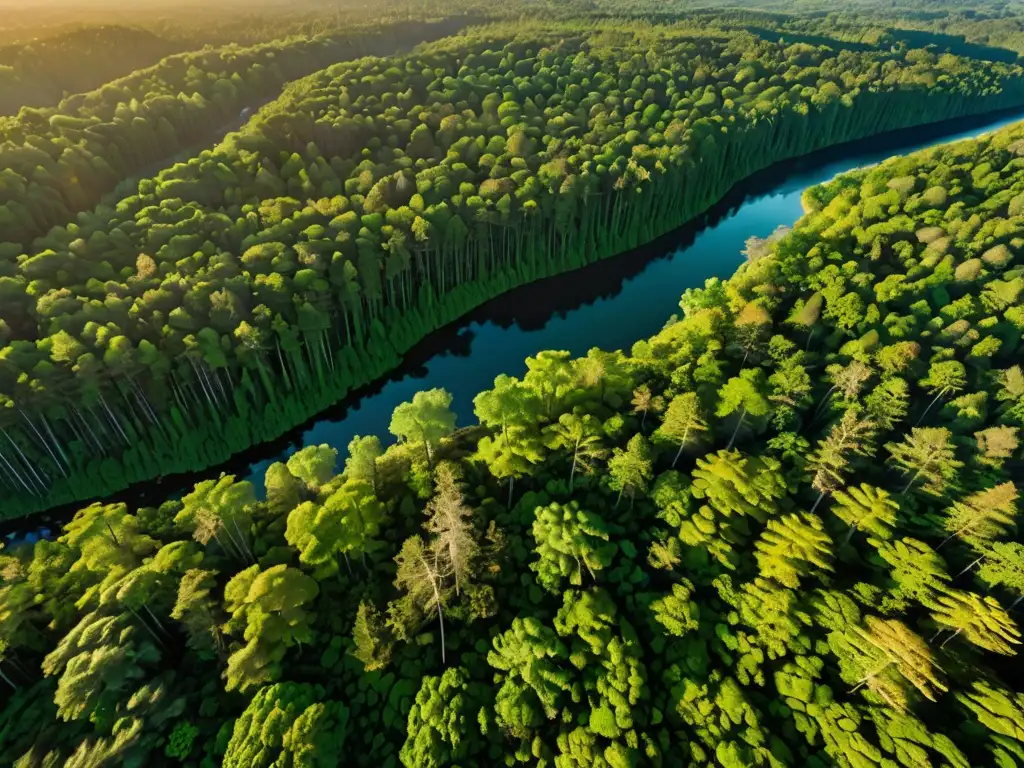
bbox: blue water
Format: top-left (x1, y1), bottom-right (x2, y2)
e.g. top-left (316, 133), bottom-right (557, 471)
top-left (240, 109), bottom-right (1024, 489)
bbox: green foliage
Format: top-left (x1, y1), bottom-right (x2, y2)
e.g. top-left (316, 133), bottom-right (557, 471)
top-left (531, 501), bottom-right (618, 592)
top-left (5, 12), bottom-right (1024, 768)
top-left (6, 16), bottom-right (1024, 517)
top-left (223, 682), bottom-right (349, 768)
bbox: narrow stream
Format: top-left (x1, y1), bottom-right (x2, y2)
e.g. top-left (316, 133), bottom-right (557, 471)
top-left (10, 106), bottom-right (1024, 542)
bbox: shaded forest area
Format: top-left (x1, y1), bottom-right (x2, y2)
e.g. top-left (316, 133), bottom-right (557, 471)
top-left (3, 21), bottom-right (1024, 518)
top-left (0, 114), bottom-right (1021, 767)
top-left (0, 26), bottom-right (183, 115)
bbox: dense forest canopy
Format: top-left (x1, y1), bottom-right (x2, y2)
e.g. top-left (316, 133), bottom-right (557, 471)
top-left (0, 16), bottom-right (473, 241)
top-left (0, 111), bottom-right (1021, 767)
top-left (3, 19), bottom-right (1024, 518)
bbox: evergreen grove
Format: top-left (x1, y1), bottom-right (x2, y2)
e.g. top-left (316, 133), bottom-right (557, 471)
top-left (4, 21), bottom-right (1024, 516)
top-left (1, 114), bottom-right (1023, 767)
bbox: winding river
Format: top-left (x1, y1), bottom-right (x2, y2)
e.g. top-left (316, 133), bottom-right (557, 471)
top-left (11, 105), bottom-right (1024, 541)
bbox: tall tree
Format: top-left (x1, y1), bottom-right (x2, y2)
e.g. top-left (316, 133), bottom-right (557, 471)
top-left (806, 408), bottom-right (877, 512)
top-left (351, 600), bottom-right (392, 672)
top-left (287, 444), bottom-right (339, 495)
top-left (345, 435), bottom-right (382, 493)
top-left (607, 434), bottom-right (653, 508)
top-left (286, 479), bottom-right (384, 578)
top-left (839, 616), bottom-right (946, 712)
top-left (391, 535), bottom-right (450, 664)
top-left (716, 368), bottom-right (770, 449)
top-left (390, 389), bottom-right (457, 468)
top-left (831, 483), bottom-right (899, 542)
top-left (631, 385), bottom-right (654, 431)
top-left (977, 542), bottom-right (1024, 607)
top-left (176, 476), bottom-right (255, 564)
top-left (654, 392), bottom-right (709, 467)
top-left (531, 500), bottom-right (617, 591)
top-left (941, 482), bottom-right (1018, 550)
top-left (754, 512), bottom-right (833, 588)
top-left (917, 360), bottom-right (968, 425)
top-left (543, 412), bottom-right (606, 489)
top-left (886, 427), bottom-right (963, 497)
top-left (930, 590), bottom-right (1021, 655)
top-left (424, 462), bottom-right (478, 596)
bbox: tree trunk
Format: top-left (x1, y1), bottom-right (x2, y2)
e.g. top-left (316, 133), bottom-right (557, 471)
top-left (810, 490), bottom-right (827, 514)
top-left (915, 391), bottom-right (946, 427)
top-left (0, 664), bottom-right (17, 692)
top-left (570, 438), bottom-right (580, 490)
top-left (727, 408), bottom-right (747, 450)
top-left (672, 427), bottom-right (690, 468)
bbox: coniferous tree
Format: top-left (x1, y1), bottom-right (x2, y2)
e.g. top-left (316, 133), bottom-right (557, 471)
top-left (887, 427), bottom-right (963, 497)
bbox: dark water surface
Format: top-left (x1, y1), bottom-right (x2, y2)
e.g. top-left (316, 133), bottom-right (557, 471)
top-left (11, 106), bottom-right (1024, 541)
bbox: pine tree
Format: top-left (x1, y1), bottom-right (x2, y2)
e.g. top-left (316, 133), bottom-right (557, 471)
top-left (832, 483), bottom-right (899, 542)
top-left (977, 542), bottom-right (1024, 607)
top-left (807, 408), bottom-right (877, 512)
top-left (973, 425), bottom-right (1019, 469)
top-left (930, 590), bottom-right (1021, 655)
top-left (543, 412), bottom-right (606, 490)
top-left (886, 427), bottom-right (962, 497)
top-left (941, 482), bottom-right (1018, 550)
top-left (844, 616), bottom-right (946, 712)
top-left (717, 368), bottom-right (771, 449)
top-left (392, 536), bottom-right (450, 664)
top-left (754, 512), bottom-right (833, 588)
top-left (351, 600), bottom-right (391, 672)
top-left (655, 392), bottom-right (708, 467)
top-left (608, 434), bottom-right (653, 508)
top-left (425, 462), bottom-right (479, 596)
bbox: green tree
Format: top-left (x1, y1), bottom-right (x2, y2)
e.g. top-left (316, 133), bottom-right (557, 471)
top-left (930, 590), bottom-right (1021, 655)
top-left (224, 682), bottom-right (349, 768)
top-left (286, 479), bottom-right (384, 578)
top-left (543, 412), bottom-right (606, 489)
top-left (886, 427), bottom-right (963, 496)
top-left (806, 409), bottom-right (877, 512)
top-left (717, 368), bottom-right (770, 449)
top-left (176, 476), bottom-right (255, 564)
top-left (391, 536), bottom-right (450, 664)
top-left (655, 392), bottom-right (709, 467)
top-left (345, 435), bottom-right (382, 493)
top-left (425, 462), bottom-right (479, 596)
top-left (832, 483), bottom-right (899, 542)
top-left (351, 600), bottom-right (392, 672)
top-left (531, 500), bottom-right (617, 592)
top-left (607, 434), bottom-right (653, 508)
top-left (223, 565), bottom-right (319, 692)
top-left (391, 389), bottom-right (457, 467)
top-left (941, 482), bottom-right (1018, 550)
top-left (754, 512), bottom-right (833, 588)
top-left (917, 360), bottom-right (968, 425)
top-left (837, 616), bottom-right (946, 712)
top-left (287, 444), bottom-right (338, 494)
top-left (400, 667), bottom-right (486, 768)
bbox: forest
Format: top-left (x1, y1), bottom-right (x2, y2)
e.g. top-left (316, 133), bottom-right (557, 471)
top-left (4, 18), bottom-right (1024, 517)
top-left (0, 106), bottom-right (1022, 766)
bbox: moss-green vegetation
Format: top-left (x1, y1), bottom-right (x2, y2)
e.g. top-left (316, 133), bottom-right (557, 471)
top-left (4, 21), bottom-right (1024, 517)
top-left (1, 113), bottom-right (1022, 767)
top-left (0, 17), bottom-right (471, 246)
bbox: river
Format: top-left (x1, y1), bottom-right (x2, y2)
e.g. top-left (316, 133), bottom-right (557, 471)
top-left (8, 105), bottom-right (1024, 543)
